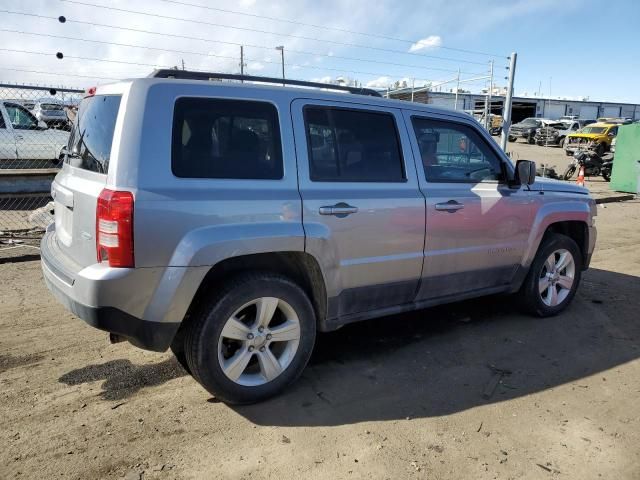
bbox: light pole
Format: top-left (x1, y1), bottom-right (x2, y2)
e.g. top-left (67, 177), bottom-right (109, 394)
top-left (275, 45), bottom-right (285, 86)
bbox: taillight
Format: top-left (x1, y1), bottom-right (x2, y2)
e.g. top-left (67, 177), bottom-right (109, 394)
top-left (96, 189), bottom-right (134, 268)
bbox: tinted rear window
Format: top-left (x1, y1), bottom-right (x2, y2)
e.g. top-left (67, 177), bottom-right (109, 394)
top-left (172, 98), bottom-right (283, 179)
top-left (304, 106), bottom-right (405, 182)
top-left (66, 95), bottom-right (121, 174)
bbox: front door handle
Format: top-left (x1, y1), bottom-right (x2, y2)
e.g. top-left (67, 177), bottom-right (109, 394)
top-left (15, 134), bottom-right (24, 141)
top-left (319, 202), bottom-right (358, 217)
top-left (435, 200), bottom-right (464, 212)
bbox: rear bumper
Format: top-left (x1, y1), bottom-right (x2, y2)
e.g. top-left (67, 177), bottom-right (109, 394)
top-left (43, 273), bottom-right (179, 352)
top-left (40, 229), bottom-right (181, 352)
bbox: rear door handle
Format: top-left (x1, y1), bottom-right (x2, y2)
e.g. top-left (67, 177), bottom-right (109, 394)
top-left (435, 200), bottom-right (464, 212)
top-left (319, 203), bottom-right (358, 217)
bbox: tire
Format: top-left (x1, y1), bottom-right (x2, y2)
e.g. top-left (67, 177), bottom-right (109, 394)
top-left (562, 165), bottom-right (577, 180)
top-left (518, 233), bottom-right (582, 317)
top-left (595, 143), bottom-right (605, 156)
top-left (557, 137), bottom-right (565, 148)
top-left (184, 273), bottom-right (316, 404)
top-left (527, 136), bottom-right (536, 145)
top-left (602, 169), bottom-right (611, 182)
top-left (508, 136), bottom-right (516, 143)
top-left (170, 329), bottom-right (191, 374)
top-left (565, 149), bottom-right (573, 157)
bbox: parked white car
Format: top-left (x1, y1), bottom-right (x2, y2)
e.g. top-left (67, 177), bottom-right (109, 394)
top-left (0, 100), bottom-right (69, 168)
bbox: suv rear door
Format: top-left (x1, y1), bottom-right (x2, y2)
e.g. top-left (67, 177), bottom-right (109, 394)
top-left (52, 93), bottom-right (122, 269)
top-left (292, 99), bottom-right (425, 317)
top-left (404, 110), bottom-right (536, 300)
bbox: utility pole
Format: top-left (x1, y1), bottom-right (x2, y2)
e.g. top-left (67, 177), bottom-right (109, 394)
top-left (487, 60), bottom-right (494, 130)
top-left (275, 46), bottom-right (285, 86)
top-left (239, 45), bottom-right (246, 82)
top-left (411, 78), bottom-right (415, 102)
top-left (181, 59), bottom-right (185, 71)
top-left (500, 52), bottom-right (517, 151)
top-left (454, 68), bottom-right (460, 110)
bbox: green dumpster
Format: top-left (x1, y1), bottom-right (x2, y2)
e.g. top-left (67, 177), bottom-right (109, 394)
top-left (610, 123), bottom-right (640, 194)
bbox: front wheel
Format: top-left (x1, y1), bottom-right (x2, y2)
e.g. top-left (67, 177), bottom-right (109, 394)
top-left (518, 233), bottom-right (582, 317)
top-left (183, 273), bottom-right (316, 404)
top-left (562, 164), bottom-right (577, 180)
top-left (602, 169), bottom-right (611, 182)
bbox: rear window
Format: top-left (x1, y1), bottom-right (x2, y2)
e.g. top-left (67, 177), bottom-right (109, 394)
top-left (66, 95), bottom-right (121, 174)
top-left (171, 98), bottom-right (283, 179)
top-left (41, 103), bottom-right (64, 111)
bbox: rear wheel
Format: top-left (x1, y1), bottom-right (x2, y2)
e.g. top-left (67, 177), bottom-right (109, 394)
top-left (518, 233), bottom-right (582, 317)
top-left (184, 273), bottom-right (316, 404)
top-left (562, 164), bottom-right (577, 180)
top-left (508, 136), bottom-right (516, 142)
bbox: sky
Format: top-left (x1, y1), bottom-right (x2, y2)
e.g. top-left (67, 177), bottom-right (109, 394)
top-left (1, 0), bottom-right (639, 103)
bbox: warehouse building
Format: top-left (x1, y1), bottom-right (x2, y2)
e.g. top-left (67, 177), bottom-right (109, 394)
top-left (388, 87), bottom-right (640, 123)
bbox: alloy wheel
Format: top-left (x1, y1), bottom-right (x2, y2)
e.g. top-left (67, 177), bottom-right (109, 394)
top-left (538, 249), bottom-right (575, 307)
top-left (217, 297), bottom-right (301, 386)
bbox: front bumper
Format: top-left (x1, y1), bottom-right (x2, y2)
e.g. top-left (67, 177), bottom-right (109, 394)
top-left (40, 230), bottom-right (180, 352)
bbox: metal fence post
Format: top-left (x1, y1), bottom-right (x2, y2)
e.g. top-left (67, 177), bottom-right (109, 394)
top-left (500, 52), bottom-right (517, 151)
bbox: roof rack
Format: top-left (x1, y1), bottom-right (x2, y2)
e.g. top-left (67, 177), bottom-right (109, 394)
top-left (150, 69), bottom-right (382, 97)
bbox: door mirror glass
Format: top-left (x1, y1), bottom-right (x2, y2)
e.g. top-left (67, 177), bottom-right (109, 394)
top-left (515, 160), bottom-right (536, 186)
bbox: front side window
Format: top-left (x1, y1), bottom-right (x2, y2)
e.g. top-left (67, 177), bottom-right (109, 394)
top-left (172, 98), bottom-right (283, 179)
top-left (304, 106), bottom-right (405, 182)
top-left (4, 104), bottom-right (38, 130)
top-left (412, 117), bottom-right (504, 183)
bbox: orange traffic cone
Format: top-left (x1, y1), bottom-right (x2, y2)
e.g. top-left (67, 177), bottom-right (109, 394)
top-left (576, 165), bottom-right (585, 186)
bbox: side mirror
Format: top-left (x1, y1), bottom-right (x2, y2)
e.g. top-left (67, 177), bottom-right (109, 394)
top-left (514, 159), bottom-right (536, 186)
top-left (38, 120), bottom-right (48, 130)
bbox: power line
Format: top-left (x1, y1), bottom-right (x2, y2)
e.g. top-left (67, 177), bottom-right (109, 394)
top-left (157, 0), bottom-right (507, 58)
top-left (58, 1), bottom-right (506, 66)
top-left (0, 28), bottom-right (486, 76)
top-left (0, 47), bottom-right (448, 85)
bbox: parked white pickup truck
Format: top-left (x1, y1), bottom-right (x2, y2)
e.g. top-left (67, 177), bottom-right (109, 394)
top-left (0, 100), bottom-right (69, 168)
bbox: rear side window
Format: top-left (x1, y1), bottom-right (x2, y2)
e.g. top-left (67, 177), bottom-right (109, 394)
top-left (172, 98), bottom-right (283, 179)
top-left (304, 106), bottom-right (405, 182)
top-left (66, 95), bottom-right (122, 174)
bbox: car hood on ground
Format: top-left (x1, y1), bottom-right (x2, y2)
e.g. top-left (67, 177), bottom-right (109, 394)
top-left (529, 177), bottom-right (589, 195)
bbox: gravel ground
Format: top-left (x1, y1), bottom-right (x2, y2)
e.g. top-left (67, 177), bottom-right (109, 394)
top-left (1, 143), bottom-right (639, 479)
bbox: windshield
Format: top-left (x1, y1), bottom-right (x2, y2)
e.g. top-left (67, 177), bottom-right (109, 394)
top-left (520, 118), bottom-right (538, 125)
top-left (66, 95), bottom-right (121, 174)
top-left (580, 126), bottom-right (606, 134)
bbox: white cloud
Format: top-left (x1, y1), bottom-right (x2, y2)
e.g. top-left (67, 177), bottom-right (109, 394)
top-left (365, 76), bottom-right (392, 88)
top-left (247, 61), bottom-right (265, 71)
top-left (408, 35), bottom-right (442, 52)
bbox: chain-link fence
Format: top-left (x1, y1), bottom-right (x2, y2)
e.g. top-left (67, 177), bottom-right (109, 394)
top-left (1, 83), bottom-right (83, 259)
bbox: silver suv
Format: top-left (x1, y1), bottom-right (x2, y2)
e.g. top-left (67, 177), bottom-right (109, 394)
top-left (42, 71), bottom-right (597, 404)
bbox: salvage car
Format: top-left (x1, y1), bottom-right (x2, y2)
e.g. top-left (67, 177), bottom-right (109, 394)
top-left (32, 100), bottom-right (69, 130)
top-left (508, 117), bottom-right (554, 144)
top-left (42, 71), bottom-right (597, 404)
top-left (0, 100), bottom-right (69, 168)
top-left (565, 122), bottom-right (618, 156)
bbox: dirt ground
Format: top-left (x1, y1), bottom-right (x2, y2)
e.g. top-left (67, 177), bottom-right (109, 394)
top-left (1, 143), bottom-right (639, 479)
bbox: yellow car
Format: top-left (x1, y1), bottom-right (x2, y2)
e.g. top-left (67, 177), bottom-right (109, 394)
top-left (564, 122), bottom-right (619, 156)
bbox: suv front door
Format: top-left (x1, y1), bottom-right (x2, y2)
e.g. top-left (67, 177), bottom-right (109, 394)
top-left (292, 100), bottom-right (425, 319)
top-left (404, 111), bottom-right (537, 300)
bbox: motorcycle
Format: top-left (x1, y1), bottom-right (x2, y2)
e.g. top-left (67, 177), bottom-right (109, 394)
top-left (562, 149), bottom-right (608, 181)
top-left (600, 157), bottom-right (613, 182)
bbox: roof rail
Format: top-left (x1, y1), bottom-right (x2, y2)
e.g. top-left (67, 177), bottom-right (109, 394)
top-left (149, 69), bottom-right (382, 97)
